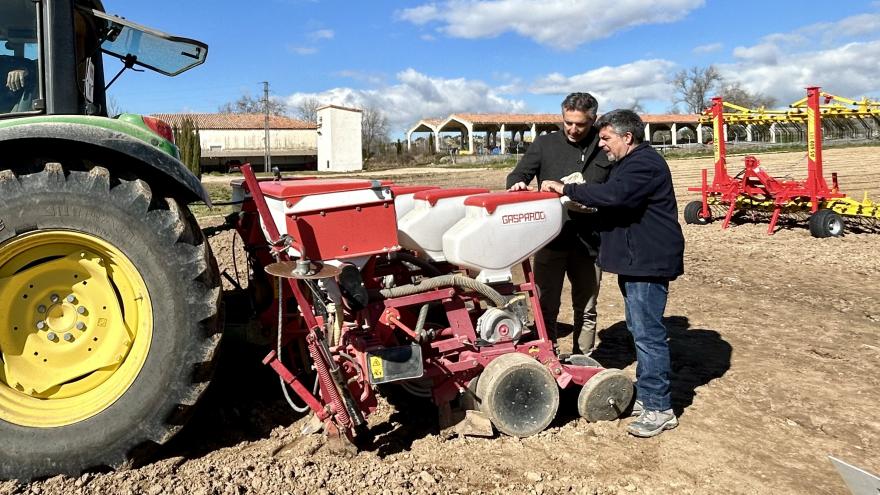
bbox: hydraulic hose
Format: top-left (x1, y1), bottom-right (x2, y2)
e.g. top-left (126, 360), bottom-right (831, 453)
top-left (379, 273), bottom-right (508, 308)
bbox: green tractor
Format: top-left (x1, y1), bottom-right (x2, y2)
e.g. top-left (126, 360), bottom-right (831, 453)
top-left (0, 0), bottom-right (221, 480)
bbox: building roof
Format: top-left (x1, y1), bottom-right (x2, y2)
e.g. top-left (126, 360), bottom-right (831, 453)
top-left (151, 113), bottom-right (317, 130)
top-left (317, 104), bottom-right (363, 113)
top-left (641, 114), bottom-right (701, 124)
top-left (449, 113), bottom-right (562, 125)
top-left (408, 112), bottom-right (702, 133)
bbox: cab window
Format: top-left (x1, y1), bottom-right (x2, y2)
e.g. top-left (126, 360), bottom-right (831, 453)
top-left (0, 0), bottom-right (40, 115)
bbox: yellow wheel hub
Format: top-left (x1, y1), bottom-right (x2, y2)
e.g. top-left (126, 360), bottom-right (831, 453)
top-left (0, 231), bottom-right (152, 427)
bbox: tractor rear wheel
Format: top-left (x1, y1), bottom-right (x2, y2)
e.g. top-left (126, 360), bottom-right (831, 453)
top-left (0, 164), bottom-right (221, 480)
top-left (684, 200), bottom-right (711, 225)
top-left (476, 352), bottom-right (559, 437)
top-left (809, 209), bottom-right (845, 238)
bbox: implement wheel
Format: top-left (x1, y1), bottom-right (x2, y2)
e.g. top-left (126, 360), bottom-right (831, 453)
top-left (476, 352), bottom-right (559, 437)
top-left (0, 164), bottom-right (221, 480)
top-left (809, 209), bottom-right (845, 238)
top-left (578, 369), bottom-right (633, 422)
top-left (684, 200), bottom-right (711, 225)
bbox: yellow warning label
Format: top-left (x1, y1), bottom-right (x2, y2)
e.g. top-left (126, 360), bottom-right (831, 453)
top-left (369, 356), bottom-right (384, 379)
top-left (713, 117), bottom-right (721, 162)
top-left (807, 107), bottom-right (816, 161)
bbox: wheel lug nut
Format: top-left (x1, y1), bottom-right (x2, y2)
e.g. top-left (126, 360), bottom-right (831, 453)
top-left (37, 305), bottom-right (46, 313)
top-left (46, 331), bottom-right (57, 341)
top-left (36, 321), bottom-right (46, 330)
top-left (50, 294), bottom-right (59, 303)
top-left (77, 306), bottom-right (86, 314)
top-left (66, 295), bottom-right (76, 303)
top-left (63, 333), bottom-right (74, 342)
top-left (76, 322), bottom-right (86, 331)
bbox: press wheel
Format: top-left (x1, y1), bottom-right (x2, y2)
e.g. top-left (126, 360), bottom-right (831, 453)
top-left (476, 353), bottom-right (559, 437)
top-left (577, 369), bottom-right (633, 422)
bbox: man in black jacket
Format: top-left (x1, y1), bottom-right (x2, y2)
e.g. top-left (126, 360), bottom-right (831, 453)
top-left (506, 92), bottom-right (612, 355)
top-left (541, 109), bottom-right (685, 438)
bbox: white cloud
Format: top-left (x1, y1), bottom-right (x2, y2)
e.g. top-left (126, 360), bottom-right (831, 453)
top-left (811, 13), bottom-right (880, 39)
top-left (284, 68), bottom-right (527, 132)
top-left (335, 70), bottom-right (386, 86)
top-left (722, 12), bottom-right (880, 105)
top-left (308, 29), bottom-right (335, 41)
top-left (732, 42), bottom-right (781, 65)
top-left (720, 40), bottom-right (880, 104)
top-left (398, 0), bottom-right (705, 50)
top-left (531, 59), bottom-right (677, 110)
top-left (287, 45), bottom-right (317, 55)
top-left (693, 42), bottom-right (722, 54)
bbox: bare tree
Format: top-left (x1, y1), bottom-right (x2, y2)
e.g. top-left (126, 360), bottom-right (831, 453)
top-left (627, 99), bottom-right (646, 114)
top-left (719, 81), bottom-right (777, 109)
top-left (106, 95), bottom-right (125, 116)
top-left (219, 92), bottom-right (287, 115)
top-left (672, 65), bottom-right (722, 114)
top-left (293, 97), bottom-right (321, 123)
top-left (361, 104), bottom-right (389, 159)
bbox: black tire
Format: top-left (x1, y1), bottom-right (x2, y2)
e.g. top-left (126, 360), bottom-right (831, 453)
top-left (476, 353), bottom-right (559, 437)
top-left (0, 164), bottom-right (222, 480)
top-left (684, 200), bottom-right (711, 225)
top-left (809, 209), bottom-right (845, 238)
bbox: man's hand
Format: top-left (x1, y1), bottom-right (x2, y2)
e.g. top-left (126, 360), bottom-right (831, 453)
top-left (540, 180), bottom-right (565, 194)
top-left (508, 181), bottom-right (535, 192)
top-left (6, 69), bottom-right (27, 92)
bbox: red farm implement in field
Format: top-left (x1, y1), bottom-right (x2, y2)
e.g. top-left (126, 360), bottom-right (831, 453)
top-left (686, 86), bottom-right (880, 236)
top-left (227, 165), bottom-right (633, 444)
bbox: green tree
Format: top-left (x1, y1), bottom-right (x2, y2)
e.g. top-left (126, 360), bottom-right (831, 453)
top-left (173, 116), bottom-right (201, 178)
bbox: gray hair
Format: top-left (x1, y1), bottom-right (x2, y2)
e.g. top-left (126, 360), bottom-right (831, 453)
top-left (561, 92), bottom-right (598, 118)
top-left (596, 109), bottom-right (645, 143)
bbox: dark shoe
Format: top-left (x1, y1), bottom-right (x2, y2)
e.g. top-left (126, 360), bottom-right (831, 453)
top-left (629, 399), bottom-right (644, 418)
top-left (627, 409), bottom-right (678, 438)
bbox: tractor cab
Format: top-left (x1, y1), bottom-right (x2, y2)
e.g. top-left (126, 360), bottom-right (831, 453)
top-left (0, 0), bottom-right (39, 114)
top-left (0, 0), bottom-right (206, 118)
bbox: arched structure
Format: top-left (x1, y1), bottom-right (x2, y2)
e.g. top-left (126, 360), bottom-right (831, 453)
top-left (406, 118), bottom-right (443, 153)
top-left (406, 113), bottom-right (706, 152)
top-left (407, 113), bottom-right (560, 153)
top-left (642, 114), bottom-right (704, 145)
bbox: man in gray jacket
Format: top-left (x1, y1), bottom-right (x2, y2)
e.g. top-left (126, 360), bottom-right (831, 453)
top-left (506, 92), bottom-right (612, 354)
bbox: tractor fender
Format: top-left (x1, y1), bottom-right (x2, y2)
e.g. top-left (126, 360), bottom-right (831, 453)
top-left (0, 121), bottom-right (211, 205)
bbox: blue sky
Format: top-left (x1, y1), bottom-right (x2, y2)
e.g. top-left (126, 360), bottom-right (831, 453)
top-left (106, 0), bottom-right (880, 134)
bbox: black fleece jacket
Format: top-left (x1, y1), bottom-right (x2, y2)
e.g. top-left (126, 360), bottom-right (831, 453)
top-left (506, 129), bottom-right (612, 253)
top-left (562, 143), bottom-right (684, 279)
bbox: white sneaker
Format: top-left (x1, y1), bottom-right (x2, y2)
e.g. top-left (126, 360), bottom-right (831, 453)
top-left (630, 399), bottom-right (644, 417)
top-left (627, 409), bottom-right (678, 438)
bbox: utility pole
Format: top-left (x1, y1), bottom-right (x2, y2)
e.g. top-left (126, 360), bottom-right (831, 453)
top-left (262, 81), bottom-right (271, 173)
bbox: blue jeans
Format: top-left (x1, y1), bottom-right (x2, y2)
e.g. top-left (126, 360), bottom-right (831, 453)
top-left (618, 276), bottom-right (671, 411)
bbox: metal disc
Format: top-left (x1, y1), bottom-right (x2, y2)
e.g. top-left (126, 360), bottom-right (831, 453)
top-left (264, 260), bottom-right (341, 279)
top-left (577, 369), bottom-right (634, 422)
top-left (564, 354), bottom-right (601, 367)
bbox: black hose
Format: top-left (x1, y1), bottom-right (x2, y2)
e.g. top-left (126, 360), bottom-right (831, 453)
top-left (391, 251), bottom-right (443, 277)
